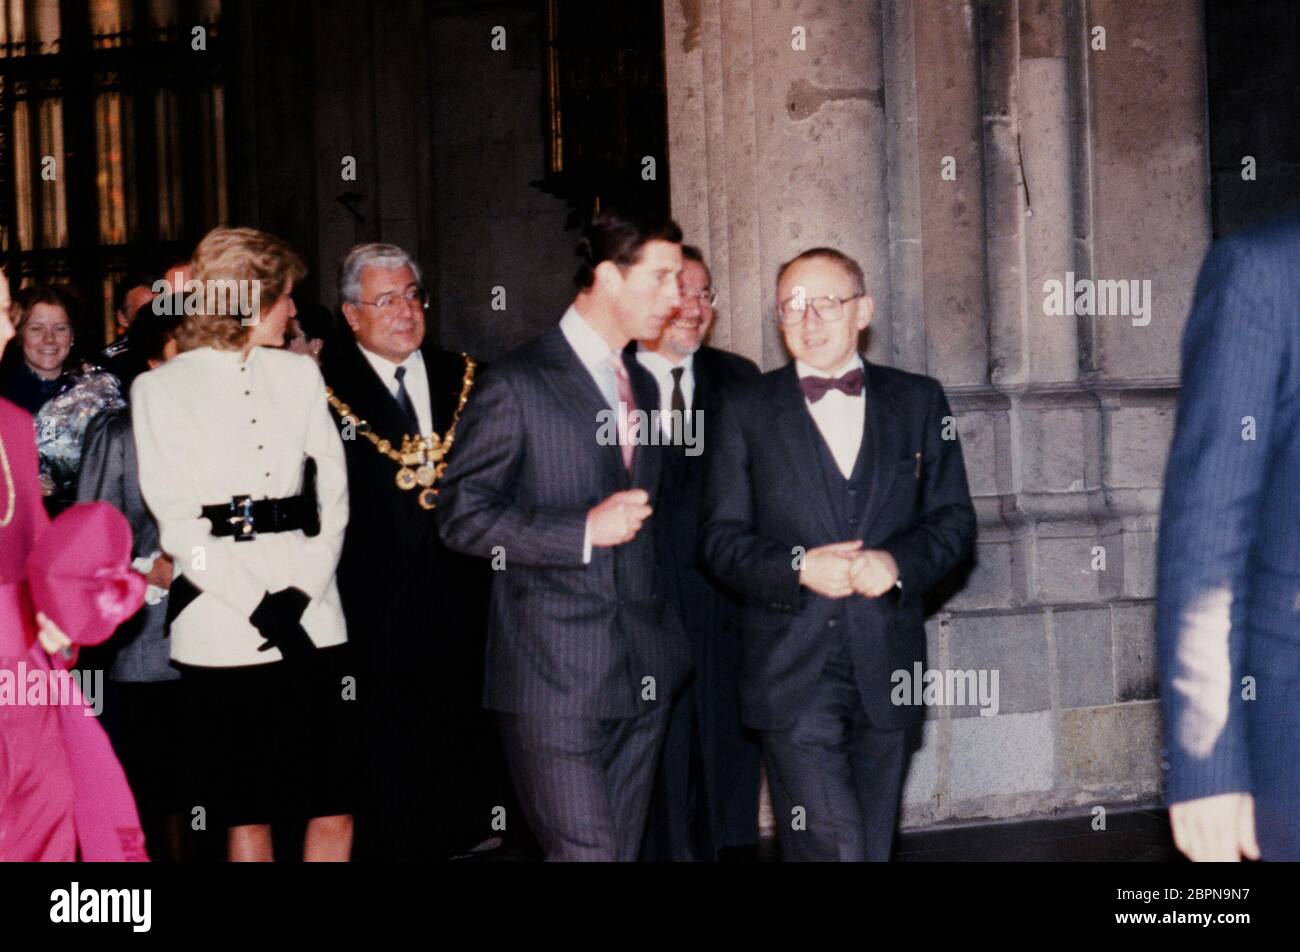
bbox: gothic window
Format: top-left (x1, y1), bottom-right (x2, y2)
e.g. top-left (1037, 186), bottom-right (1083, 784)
top-left (0, 0), bottom-right (229, 342)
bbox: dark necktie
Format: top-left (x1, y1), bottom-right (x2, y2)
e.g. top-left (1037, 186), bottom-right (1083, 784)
top-left (800, 366), bottom-right (864, 403)
top-left (670, 366), bottom-right (686, 450)
top-left (393, 365), bottom-right (421, 436)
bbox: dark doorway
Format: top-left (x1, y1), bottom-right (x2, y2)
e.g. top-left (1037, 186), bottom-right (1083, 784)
top-left (226, 0), bottom-right (671, 361)
top-left (1204, 0), bottom-right (1300, 237)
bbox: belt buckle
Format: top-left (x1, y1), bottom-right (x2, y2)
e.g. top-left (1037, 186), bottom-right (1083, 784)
top-left (228, 495), bottom-right (256, 541)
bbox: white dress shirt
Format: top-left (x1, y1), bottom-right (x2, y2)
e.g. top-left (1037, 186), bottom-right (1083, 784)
top-left (132, 346), bottom-right (350, 667)
top-left (796, 354), bottom-right (866, 479)
top-left (635, 346), bottom-right (694, 439)
top-left (560, 304), bottom-right (624, 411)
top-left (359, 345), bottom-right (433, 435)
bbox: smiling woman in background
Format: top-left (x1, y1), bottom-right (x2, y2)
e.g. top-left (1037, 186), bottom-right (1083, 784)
top-left (0, 285), bottom-right (78, 415)
top-left (4, 285), bottom-right (129, 516)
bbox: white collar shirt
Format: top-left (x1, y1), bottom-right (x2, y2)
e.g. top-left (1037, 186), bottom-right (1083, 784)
top-left (796, 353), bottom-right (866, 479)
top-left (560, 304), bottom-right (625, 411)
top-left (359, 345), bottom-right (433, 436)
top-left (635, 347), bottom-right (695, 440)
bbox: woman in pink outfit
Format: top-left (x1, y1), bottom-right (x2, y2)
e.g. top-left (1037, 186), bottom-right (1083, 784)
top-left (0, 269), bottom-right (147, 861)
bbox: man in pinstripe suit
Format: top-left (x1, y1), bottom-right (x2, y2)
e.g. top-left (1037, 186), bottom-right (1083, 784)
top-left (1158, 207), bottom-right (1300, 862)
top-left (438, 207), bottom-right (692, 860)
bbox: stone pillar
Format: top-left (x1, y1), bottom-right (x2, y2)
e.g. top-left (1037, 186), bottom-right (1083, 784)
top-left (664, 0), bottom-right (1212, 830)
top-left (663, 0), bottom-right (893, 368)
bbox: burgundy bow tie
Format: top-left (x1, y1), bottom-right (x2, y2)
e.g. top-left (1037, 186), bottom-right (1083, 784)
top-left (799, 367), bottom-right (864, 403)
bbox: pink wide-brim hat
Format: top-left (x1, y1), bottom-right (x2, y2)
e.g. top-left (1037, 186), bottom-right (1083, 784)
top-left (25, 501), bottom-right (147, 647)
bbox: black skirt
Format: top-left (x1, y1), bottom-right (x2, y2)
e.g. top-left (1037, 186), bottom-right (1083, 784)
top-left (98, 678), bottom-right (189, 818)
top-left (175, 644), bottom-right (359, 828)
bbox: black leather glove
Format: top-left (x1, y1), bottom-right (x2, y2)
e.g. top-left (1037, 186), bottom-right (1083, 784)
top-left (164, 574), bottom-right (203, 634)
top-left (250, 587), bottom-right (316, 662)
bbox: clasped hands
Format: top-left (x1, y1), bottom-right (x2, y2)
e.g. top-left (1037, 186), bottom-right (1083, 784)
top-left (800, 540), bottom-right (898, 599)
top-left (584, 495), bottom-right (898, 602)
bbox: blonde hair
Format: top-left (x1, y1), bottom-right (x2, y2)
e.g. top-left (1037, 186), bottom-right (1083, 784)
top-left (176, 227), bottom-right (307, 353)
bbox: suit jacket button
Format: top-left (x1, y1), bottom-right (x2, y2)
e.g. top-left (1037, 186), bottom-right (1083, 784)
top-left (827, 618), bottom-right (839, 628)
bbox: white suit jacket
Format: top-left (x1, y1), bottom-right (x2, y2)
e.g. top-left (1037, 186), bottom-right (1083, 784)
top-left (132, 345), bottom-right (349, 667)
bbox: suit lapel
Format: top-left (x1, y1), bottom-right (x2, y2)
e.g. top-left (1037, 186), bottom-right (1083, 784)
top-left (690, 348), bottom-right (715, 419)
top-left (855, 360), bottom-right (905, 536)
top-left (537, 327), bottom-right (627, 487)
top-left (420, 343), bottom-right (460, 436)
top-left (685, 351), bottom-right (714, 481)
top-left (328, 338), bottom-right (412, 445)
top-left (772, 363), bottom-right (839, 540)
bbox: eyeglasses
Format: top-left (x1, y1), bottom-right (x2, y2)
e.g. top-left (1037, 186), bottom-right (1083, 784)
top-left (681, 287), bottom-right (718, 308)
top-left (776, 293), bottom-right (864, 325)
top-left (354, 287), bottom-right (429, 313)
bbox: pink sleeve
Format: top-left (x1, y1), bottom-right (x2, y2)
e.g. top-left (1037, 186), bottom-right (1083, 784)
top-left (25, 501), bottom-right (146, 650)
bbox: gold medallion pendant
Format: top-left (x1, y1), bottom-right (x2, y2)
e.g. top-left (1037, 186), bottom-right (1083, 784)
top-left (326, 353), bottom-right (476, 513)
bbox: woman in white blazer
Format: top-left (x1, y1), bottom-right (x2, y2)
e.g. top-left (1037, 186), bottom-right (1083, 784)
top-left (133, 227), bottom-right (355, 861)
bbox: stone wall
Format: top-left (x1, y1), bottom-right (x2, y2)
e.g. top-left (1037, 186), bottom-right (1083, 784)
top-left (663, 0), bottom-right (1211, 828)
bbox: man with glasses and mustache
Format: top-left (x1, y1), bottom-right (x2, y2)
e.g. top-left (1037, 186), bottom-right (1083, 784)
top-left (321, 243), bottom-right (500, 860)
top-left (701, 247), bottom-right (976, 861)
top-left (631, 245), bottom-right (763, 861)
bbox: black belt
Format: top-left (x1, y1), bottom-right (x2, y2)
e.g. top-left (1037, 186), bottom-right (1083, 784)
top-left (201, 459), bottom-right (319, 541)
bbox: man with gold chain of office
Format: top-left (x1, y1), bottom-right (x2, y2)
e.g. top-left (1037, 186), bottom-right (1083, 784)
top-left (321, 243), bottom-right (506, 860)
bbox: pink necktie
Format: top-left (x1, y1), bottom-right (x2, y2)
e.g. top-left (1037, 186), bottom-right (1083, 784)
top-left (608, 352), bottom-right (636, 472)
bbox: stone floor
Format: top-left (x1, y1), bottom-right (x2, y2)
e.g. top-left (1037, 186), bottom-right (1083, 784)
top-left (460, 806), bottom-right (1182, 862)
top-left (891, 807), bottom-right (1179, 862)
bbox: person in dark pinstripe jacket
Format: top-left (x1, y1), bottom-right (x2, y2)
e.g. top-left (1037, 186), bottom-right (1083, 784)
top-left (438, 207), bottom-right (692, 861)
top-left (1158, 207), bottom-right (1300, 862)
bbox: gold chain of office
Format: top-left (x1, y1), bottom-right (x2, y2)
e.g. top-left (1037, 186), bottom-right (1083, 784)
top-left (325, 354), bottom-right (476, 510)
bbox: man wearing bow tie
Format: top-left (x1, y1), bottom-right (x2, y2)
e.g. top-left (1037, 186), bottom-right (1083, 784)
top-left (700, 247), bottom-right (976, 861)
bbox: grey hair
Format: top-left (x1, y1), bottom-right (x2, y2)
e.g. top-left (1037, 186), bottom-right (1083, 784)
top-left (338, 243), bottom-right (423, 304)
